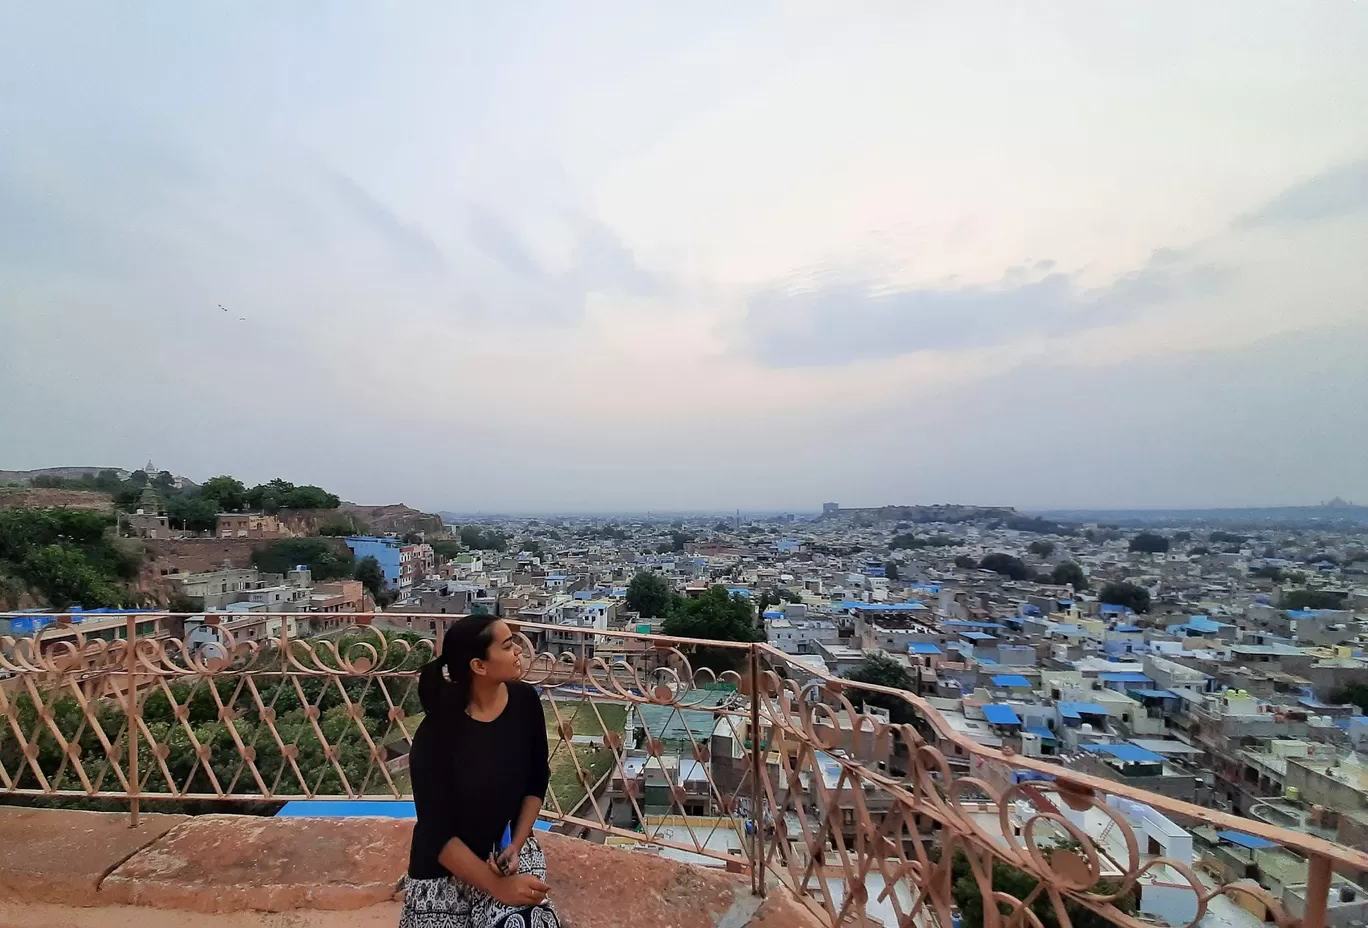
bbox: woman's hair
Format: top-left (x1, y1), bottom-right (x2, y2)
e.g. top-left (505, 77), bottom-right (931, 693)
top-left (418, 614), bottom-right (501, 717)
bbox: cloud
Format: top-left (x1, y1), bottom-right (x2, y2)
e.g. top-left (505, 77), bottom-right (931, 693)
top-left (320, 169), bottom-right (448, 272)
top-left (738, 251), bottom-right (1228, 367)
top-left (1235, 159), bottom-right (1368, 228)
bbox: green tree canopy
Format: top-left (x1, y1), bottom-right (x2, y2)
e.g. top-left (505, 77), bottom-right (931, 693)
top-left (846, 652), bottom-right (916, 723)
top-left (1128, 532), bottom-right (1170, 553)
top-left (883, 561), bottom-right (900, 581)
top-left (166, 493), bottom-right (219, 532)
top-left (250, 538), bottom-right (354, 580)
top-left (661, 585), bottom-right (760, 668)
top-left (978, 553), bottom-right (1034, 582)
top-left (954, 554), bottom-right (977, 569)
top-left (891, 533), bottom-right (953, 550)
top-left (1049, 561), bottom-right (1088, 590)
top-left (0, 509), bottom-right (140, 608)
top-left (458, 526), bottom-right (508, 551)
top-left (199, 475), bottom-right (248, 512)
top-left (1028, 539), bottom-right (1055, 557)
top-left (246, 478), bottom-right (341, 513)
top-left (626, 570), bottom-right (676, 618)
top-left (353, 555), bottom-right (386, 598)
top-left (1282, 588), bottom-right (1346, 611)
top-left (1099, 581), bottom-right (1150, 613)
top-left (430, 539), bottom-right (464, 559)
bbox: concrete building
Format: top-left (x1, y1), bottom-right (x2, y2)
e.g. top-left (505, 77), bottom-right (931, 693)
top-left (216, 513), bottom-right (285, 539)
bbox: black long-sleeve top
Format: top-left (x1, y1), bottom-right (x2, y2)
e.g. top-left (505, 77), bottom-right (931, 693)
top-left (407, 681), bottom-right (550, 879)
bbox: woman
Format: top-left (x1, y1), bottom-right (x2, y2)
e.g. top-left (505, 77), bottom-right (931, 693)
top-left (402, 615), bottom-right (559, 928)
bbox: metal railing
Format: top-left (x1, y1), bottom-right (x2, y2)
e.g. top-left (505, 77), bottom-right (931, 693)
top-left (2, 611), bottom-right (1365, 928)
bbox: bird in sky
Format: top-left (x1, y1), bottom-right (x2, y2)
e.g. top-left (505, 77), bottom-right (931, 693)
top-left (219, 304), bottom-right (227, 312)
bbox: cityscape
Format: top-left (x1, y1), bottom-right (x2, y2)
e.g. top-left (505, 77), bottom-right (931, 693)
top-left (2, 465), bottom-right (1368, 926)
top-left (3, 2), bottom-right (1367, 927)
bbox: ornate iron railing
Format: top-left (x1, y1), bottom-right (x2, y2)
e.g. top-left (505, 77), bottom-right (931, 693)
top-left (2, 611), bottom-right (1365, 928)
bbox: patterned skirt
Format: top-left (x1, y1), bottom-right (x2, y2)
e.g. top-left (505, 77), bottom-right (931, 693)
top-left (399, 836), bottom-right (560, 928)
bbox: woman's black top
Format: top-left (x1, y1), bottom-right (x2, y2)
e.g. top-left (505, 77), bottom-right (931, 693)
top-left (407, 681), bottom-right (550, 879)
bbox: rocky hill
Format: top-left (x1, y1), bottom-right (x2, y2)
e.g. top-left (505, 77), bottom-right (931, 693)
top-left (277, 503), bottom-right (445, 538)
top-left (0, 466), bottom-right (129, 484)
top-left (0, 488), bottom-right (114, 512)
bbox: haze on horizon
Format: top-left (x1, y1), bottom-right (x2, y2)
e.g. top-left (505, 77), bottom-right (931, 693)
top-left (2, 2), bottom-right (1366, 514)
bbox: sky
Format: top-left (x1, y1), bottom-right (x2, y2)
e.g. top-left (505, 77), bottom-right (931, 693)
top-left (2, 2), bottom-right (1366, 513)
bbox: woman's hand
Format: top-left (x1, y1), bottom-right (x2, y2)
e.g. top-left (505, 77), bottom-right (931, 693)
top-left (491, 872), bottom-right (549, 907)
top-left (495, 840), bottom-right (523, 876)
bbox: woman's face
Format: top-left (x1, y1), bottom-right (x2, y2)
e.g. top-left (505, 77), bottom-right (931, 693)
top-left (476, 620), bottom-right (524, 683)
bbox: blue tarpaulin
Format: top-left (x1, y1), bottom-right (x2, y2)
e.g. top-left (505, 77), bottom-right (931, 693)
top-left (991, 674), bottom-right (1032, 688)
top-left (1100, 672), bottom-right (1151, 683)
top-left (982, 704), bottom-right (1022, 725)
top-left (1130, 689), bottom-right (1180, 699)
top-left (1083, 743), bottom-right (1165, 763)
top-left (961, 631), bottom-right (996, 641)
top-left (909, 642), bottom-right (942, 654)
top-left (1057, 701), bottom-right (1108, 717)
top-left (1026, 726), bottom-right (1056, 740)
top-left (1218, 831), bottom-right (1277, 849)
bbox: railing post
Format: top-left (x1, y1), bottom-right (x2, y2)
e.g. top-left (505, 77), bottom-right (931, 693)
top-left (125, 614), bottom-right (139, 828)
top-left (1304, 852), bottom-right (1332, 928)
top-left (748, 644), bottom-right (766, 897)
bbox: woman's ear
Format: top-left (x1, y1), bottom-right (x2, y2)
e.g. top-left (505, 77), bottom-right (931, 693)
top-left (470, 656), bottom-right (487, 678)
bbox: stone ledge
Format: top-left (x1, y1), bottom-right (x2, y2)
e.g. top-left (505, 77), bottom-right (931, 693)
top-left (100, 814), bottom-right (414, 913)
top-left (0, 808), bottom-right (189, 907)
top-left (0, 808), bottom-right (826, 927)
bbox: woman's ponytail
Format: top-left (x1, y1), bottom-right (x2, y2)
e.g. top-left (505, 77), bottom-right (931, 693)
top-left (419, 614), bottom-right (500, 718)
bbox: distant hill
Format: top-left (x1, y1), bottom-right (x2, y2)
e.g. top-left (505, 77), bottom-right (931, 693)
top-left (0, 466), bottom-right (130, 484)
top-left (1031, 505), bottom-right (1368, 528)
top-left (821, 504), bottom-right (1019, 525)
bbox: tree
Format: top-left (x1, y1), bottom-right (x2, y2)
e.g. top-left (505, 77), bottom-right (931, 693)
top-left (1172, 531), bottom-right (1192, 543)
top-left (626, 571), bottom-right (675, 618)
top-left (430, 539), bottom-right (464, 559)
top-left (198, 475), bottom-right (247, 512)
top-left (1209, 530), bottom-right (1246, 545)
top-left (166, 493), bottom-right (219, 532)
top-left (518, 539), bottom-right (543, 558)
top-left (1329, 682), bottom-right (1368, 714)
top-left (978, 553), bottom-right (1034, 582)
top-left (246, 478), bottom-right (341, 513)
top-left (1190, 545), bottom-right (1210, 556)
top-left (1049, 561), bottom-right (1088, 590)
top-left (661, 585), bottom-right (760, 669)
top-left (353, 556), bottom-right (386, 598)
top-left (1128, 532), bottom-right (1170, 554)
top-left (1282, 589), bottom-right (1346, 611)
top-left (954, 554), bottom-right (977, 569)
top-left (846, 653), bottom-right (916, 723)
top-left (1028, 539), bottom-right (1055, 557)
top-left (713, 521), bottom-right (731, 532)
top-left (1100, 582), bottom-right (1150, 614)
top-left (127, 470), bottom-right (149, 487)
top-left (884, 561), bottom-right (900, 581)
top-left (251, 538), bottom-right (354, 580)
top-left (17, 545), bottom-right (124, 608)
top-left (459, 526), bottom-right (508, 551)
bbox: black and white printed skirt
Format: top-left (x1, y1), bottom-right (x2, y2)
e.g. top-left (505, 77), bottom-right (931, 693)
top-left (399, 836), bottom-right (560, 928)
